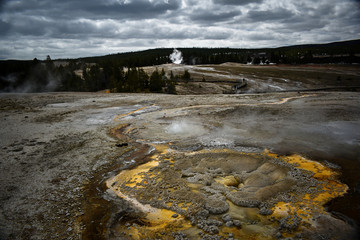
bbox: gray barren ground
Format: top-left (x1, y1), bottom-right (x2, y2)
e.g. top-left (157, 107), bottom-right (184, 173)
top-left (0, 85), bottom-right (359, 238)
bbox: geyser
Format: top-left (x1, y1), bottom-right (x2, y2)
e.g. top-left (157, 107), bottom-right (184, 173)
top-left (169, 48), bottom-right (183, 64)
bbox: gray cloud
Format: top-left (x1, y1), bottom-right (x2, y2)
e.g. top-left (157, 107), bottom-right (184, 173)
top-left (0, 19), bottom-right (10, 34)
top-left (247, 8), bottom-right (293, 22)
top-left (247, 33), bottom-right (278, 41)
top-left (0, 0), bottom-right (359, 59)
top-left (190, 9), bottom-right (240, 23)
top-left (213, 0), bottom-right (263, 5)
top-left (82, 0), bottom-right (180, 20)
top-left (4, 0), bottom-right (180, 21)
top-left (0, 0), bottom-right (5, 12)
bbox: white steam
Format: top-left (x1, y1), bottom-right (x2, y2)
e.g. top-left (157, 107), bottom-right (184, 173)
top-left (169, 48), bottom-right (183, 64)
top-left (166, 119), bottom-right (206, 136)
top-left (0, 70), bottom-right (60, 93)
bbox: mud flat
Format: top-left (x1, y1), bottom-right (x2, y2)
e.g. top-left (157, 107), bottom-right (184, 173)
top-left (0, 91), bottom-right (360, 239)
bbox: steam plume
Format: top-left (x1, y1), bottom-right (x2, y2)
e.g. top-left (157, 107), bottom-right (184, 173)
top-left (166, 119), bottom-right (206, 136)
top-left (169, 48), bottom-right (183, 64)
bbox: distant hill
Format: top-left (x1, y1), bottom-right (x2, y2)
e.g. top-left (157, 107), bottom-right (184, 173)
top-left (77, 39), bottom-right (360, 66)
top-left (1, 39), bottom-right (359, 93)
top-left (277, 39), bottom-right (360, 50)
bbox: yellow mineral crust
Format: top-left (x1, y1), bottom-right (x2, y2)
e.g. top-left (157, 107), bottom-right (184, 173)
top-left (113, 105), bottom-right (152, 122)
top-left (267, 151), bottom-right (348, 227)
top-left (117, 208), bottom-right (191, 240)
top-left (265, 150), bottom-right (340, 179)
top-left (149, 143), bottom-right (170, 155)
top-left (215, 175), bottom-right (239, 187)
top-left (106, 142), bottom-right (193, 238)
top-left (107, 145), bottom-right (349, 239)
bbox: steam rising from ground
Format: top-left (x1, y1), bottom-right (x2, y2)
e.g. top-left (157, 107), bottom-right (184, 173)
top-left (160, 98), bottom-right (360, 161)
top-left (166, 119), bottom-right (206, 136)
top-left (0, 70), bottom-right (60, 93)
top-left (169, 48), bottom-right (183, 64)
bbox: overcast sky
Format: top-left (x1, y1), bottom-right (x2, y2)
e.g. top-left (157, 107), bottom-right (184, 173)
top-left (0, 0), bottom-right (359, 60)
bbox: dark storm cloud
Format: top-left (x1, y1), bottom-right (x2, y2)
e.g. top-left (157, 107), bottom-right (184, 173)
top-left (190, 9), bottom-right (240, 23)
top-left (5, 0), bottom-right (180, 20)
top-left (0, 19), bottom-right (10, 34)
top-left (213, 0), bottom-right (263, 5)
top-left (0, 0), bottom-right (5, 12)
top-left (81, 0), bottom-right (180, 20)
top-left (0, 0), bottom-right (359, 59)
top-left (2, 0), bottom-right (178, 38)
top-left (247, 8), bottom-right (293, 22)
top-left (283, 18), bottom-right (329, 32)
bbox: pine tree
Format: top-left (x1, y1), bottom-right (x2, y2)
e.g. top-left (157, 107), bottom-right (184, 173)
top-left (182, 70), bottom-right (191, 83)
top-left (138, 68), bottom-right (149, 91)
top-left (149, 68), bottom-right (163, 93)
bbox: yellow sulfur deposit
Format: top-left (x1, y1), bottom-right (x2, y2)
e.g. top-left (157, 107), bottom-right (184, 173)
top-left (107, 145), bottom-right (349, 239)
top-left (268, 152), bottom-right (348, 230)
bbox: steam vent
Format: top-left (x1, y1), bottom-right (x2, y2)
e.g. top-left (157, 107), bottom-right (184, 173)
top-left (1, 91), bottom-right (359, 240)
top-left (100, 92), bottom-right (359, 240)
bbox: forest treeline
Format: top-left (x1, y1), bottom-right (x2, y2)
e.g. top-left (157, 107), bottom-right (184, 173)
top-left (80, 39), bottom-right (360, 66)
top-left (1, 39), bottom-right (359, 93)
top-left (0, 56), bottom-right (186, 93)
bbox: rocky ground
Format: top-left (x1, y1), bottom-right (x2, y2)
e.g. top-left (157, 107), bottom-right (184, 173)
top-left (0, 66), bottom-right (360, 239)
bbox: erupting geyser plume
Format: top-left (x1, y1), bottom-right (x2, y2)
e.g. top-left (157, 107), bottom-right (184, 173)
top-left (169, 48), bottom-right (183, 64)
